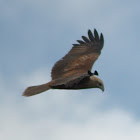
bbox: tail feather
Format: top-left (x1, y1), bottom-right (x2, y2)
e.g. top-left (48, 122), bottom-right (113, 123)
top-left (23, 83), bottom-right (51, 97)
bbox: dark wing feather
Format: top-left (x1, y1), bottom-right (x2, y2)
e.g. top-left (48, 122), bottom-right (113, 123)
top-left (51, 29), bottom-right (104, 80)
top-left (77, 40), bottom-right (86, 44)
top-left (94, 29), bottom-right (99, 41)
top-left (88, 30), bottom-right (95, 42)
top-left (82, 36), bottom-right (90, 43)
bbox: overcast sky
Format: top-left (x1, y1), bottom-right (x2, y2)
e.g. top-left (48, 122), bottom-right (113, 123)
top-left (1, 0), bottom-right (140, 139)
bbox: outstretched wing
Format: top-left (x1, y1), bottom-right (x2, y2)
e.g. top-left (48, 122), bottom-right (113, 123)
top-left (51, 29), bottom-right (104, 80)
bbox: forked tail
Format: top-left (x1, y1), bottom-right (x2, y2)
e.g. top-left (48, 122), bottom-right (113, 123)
top-left (22, 83), bottom-right (51, 97)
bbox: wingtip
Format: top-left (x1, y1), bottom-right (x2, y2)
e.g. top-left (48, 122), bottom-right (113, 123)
top-left (100, 33), bottom-right (103, 38)
top-left (94, 28), bottom-right (98, 35)
top-left (77, 40), bottom-right (85, 44)
top-left (94, 29), bottom-right (99, 40)
top-left (88, 29), bottom-right (92, 33)
top-left (72, 44), bottom-right (80, 46)
top-left (100, 33), bottom-right (104, 45)
top-left (73, 28), bottom-right (104, 47)
top-left (82, 36), bottom-right (90, 43)
top-left (94, 28), bottom-right (97, 32)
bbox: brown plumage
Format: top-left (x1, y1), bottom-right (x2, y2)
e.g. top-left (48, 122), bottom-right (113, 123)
top-left (23, 29), bottom-right (104, 97)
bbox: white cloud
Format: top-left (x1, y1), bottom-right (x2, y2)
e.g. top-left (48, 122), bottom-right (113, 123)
top-left (1, 69), bottom-right (140, 140)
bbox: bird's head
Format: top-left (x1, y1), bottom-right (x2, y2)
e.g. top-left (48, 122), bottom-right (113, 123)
top-left (90, 76), bottom-right (104, 92)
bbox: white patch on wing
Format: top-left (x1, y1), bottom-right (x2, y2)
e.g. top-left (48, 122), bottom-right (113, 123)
top-left (73, 63), bottom-right (80, 67)
top-left (71, 55), bottom-right (89, 68)
top-left (64, 55), bottom-right (92, 72)
top-left (81, 55), bottom-right (89, 61)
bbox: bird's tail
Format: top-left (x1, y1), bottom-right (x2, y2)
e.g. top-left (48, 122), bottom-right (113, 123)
top-left (22, 82), bottom-right (51, 97)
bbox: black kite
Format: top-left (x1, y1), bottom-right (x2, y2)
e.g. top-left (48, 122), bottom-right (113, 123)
top-left (23, 29), bottom-right (104, 97)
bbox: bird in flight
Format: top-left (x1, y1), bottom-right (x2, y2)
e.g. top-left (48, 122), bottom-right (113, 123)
top-left (23, 28), bottom-right (104, 97)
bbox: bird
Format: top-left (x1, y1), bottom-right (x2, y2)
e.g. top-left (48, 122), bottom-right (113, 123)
top-left (23, 28), bottom-right (104, 97)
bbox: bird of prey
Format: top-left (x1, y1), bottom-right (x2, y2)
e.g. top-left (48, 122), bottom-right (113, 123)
top-left (23, 29), bottom-right (104, 97)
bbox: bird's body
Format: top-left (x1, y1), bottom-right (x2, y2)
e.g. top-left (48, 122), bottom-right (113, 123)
top-left (50, 74), bottom-right (104, 90)
top-left (23, 29), bottom-right (105, 97)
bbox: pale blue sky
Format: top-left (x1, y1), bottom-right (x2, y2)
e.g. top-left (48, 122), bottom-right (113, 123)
top-left (1, 0), bottom-right (140, 139)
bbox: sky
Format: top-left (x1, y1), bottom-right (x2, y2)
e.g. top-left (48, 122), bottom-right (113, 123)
top-left (1, 0), bottom-right (140, 139)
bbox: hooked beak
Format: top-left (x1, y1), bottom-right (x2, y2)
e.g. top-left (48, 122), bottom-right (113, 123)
top-left (100, 85), bottom-right (104, 92)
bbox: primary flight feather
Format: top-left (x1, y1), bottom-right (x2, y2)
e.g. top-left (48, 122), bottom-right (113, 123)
top-left (23, 29), bottom-right (104, 97)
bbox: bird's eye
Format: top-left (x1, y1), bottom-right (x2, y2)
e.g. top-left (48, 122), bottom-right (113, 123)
top-left (99, 83), bottom-right (102, 86)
